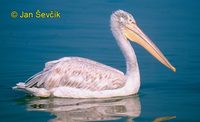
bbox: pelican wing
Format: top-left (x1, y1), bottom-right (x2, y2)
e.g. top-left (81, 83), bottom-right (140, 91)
top-left (25, 57), bottom-right (125, 91)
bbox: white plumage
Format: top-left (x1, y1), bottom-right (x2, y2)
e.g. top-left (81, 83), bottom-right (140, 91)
top-left (13, 10), bottom-right (175, 98)
top-left (29, 57), bottom-right (125, 90)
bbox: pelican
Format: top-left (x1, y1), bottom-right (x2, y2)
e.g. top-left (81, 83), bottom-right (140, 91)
top-left (13, 10), bottom-right (176, 98)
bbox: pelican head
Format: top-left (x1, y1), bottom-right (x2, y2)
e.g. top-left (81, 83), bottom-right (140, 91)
top-left (111, 10), bottom-right (176, 72)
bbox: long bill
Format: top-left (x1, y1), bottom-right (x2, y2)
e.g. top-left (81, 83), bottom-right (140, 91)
top-left (123, 23), bottom-right (176, 72)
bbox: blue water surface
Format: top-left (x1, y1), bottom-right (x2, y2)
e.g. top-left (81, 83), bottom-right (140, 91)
top-left (0, 0), bottom-right (200, 122)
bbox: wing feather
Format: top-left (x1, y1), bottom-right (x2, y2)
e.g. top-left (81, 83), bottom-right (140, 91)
top-left (25, 57), bottom-right (126, 91)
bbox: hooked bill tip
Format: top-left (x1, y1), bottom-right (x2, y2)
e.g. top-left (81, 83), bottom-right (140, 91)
top-left (171, 66), bottom-right (176, 72)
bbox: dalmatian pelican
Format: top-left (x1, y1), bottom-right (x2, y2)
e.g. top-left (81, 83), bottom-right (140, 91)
top-left (13, 10), bottom-right (176, 98)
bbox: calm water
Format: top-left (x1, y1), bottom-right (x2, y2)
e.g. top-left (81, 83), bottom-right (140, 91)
top-left (0, 0), bottom-right (200, 122)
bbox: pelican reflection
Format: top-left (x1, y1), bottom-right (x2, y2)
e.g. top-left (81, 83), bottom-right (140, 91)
top-left (26, 96), bottom-right (141, 122)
